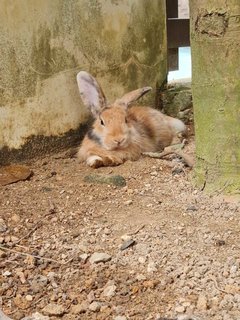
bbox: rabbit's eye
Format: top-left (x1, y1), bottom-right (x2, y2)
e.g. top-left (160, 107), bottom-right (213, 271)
top-left (125, 117), bottom-right (128, 124)
top-left (100, 118), bottom-right (105, 126)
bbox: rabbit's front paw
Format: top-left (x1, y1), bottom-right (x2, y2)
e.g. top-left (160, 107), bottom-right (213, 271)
top-left (106, 156), bottom-right (123, 166)
top-left (86, 155), bottom-right (104, 168)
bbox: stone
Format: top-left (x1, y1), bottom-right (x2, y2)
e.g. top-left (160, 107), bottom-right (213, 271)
top-left (114, 316), bottom-right (127, 320)
top-left (103, 284), bottom-right (117, 297)
top-left (78, 244), bottom-right (88, 252)
top-left (124, 200), bottom-right (133, 205)
top-left (100, 305), bottom-right (109, 313)
top-left (196, 294), bottom-right (208, 311)
top-left (215, 239), bottom-right (226, 246)
top-left (0, 249), bottom-right (6, 258)
top-left (84, 174), bottom-right (126, 187)
top-left (103, 227), bottom-right (111, 235)
top-left (121, 234), bottom-right (132, 242)
top-left (224, 284), bottom-right (239, 294)
top-left (21, 312), bottom-right (50, 320)
top-left (0, 165), bottom-right (32, 186)
top-left (79, 253), bottom-right (89, 262)
top-left (10, 235), bottom-right (18, 242)
top-left (25, 295), bottom-right (33, 301)
top-left (0, 218), bottom-right (7, 232)
top-left (211, 296), bottom-right (219, 309)
top-left (89, 252), bottom-right (111, 264)
top-left (161, 84), bottom-right (192, 121)
top-left (135, 243), bottom-right (151, 255)
top-left (88, 301), bottom-right (101, 312)
top-left (4, 235), bottom-right (11, 243)
top-left (172, 167), bottom-right (184, 175)
top-left (87, 291), bottom-right (95, 303)
top-left (71, 302), bottom-right (88, 314)
top-left (113, 305), bottom-right (125, 315)
top-left (175, 305), bottom-right (186, 313)
top-left (177, 315), bottom-right (199, 320)
top-left (186, 205), bottom-right (198, 212)
top-left (138, 256), bottom-right (146, 264)
top-left (31, 281), bottom-right (45, 294)
top-left (136, 274), bottom-right (146, 281)
top-left (42, 303), bottom-right (65, 316)
top-left (143, 280), bottom-right (159, 289)
top-left (147, 261), bottom-right (157, 273)
top-left (120, 239), bottom-right (136, 251)
top-left (11, 214), bottom-right (21, 223)
top-left (13, 295), bottom-right (31, 310)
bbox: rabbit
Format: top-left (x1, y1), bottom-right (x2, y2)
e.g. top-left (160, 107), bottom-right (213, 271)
top-left (76, 71), bottom-right (186, 168)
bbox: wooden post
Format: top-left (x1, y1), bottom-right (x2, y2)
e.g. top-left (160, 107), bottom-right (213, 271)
top-left (190, 0), bottom-right (240, 193)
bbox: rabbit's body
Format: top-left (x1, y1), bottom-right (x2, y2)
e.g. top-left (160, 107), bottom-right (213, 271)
top-left (76, 71), bottom-right (186, 168)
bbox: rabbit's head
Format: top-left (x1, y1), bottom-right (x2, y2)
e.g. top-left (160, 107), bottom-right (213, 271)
top-left (77, 71), bottom-right (152, 151)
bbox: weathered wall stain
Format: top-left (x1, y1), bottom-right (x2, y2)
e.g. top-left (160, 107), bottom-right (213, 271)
top-left (0, 122), bottom-right (91, 166)
top-left (0, 0), bottom-right (167, 162)
top-left (195, 11), bottom-right (229, 37)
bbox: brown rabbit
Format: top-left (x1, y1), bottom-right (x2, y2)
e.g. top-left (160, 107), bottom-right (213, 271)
top-left (77, 71), bottom-right (186, 168)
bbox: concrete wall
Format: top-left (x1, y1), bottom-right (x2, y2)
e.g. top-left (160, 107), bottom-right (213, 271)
top-left (0, 0), bottom-right (167, 164)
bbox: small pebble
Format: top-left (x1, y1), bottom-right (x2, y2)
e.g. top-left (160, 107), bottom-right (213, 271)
top-left (88, 301), bottom-right (101, 312)
top-left (89, 252), bottom-right (111, 264)
top-left (120, 239), bottom-right (136, 251)
top-left (124, 200), bottom-right (133, 205)
top-left (175, 305), bottom-right (186, 313)
top-left (215, 239), bottom-right (226, 246)
top-left (0, 218), bottom-right (7, 232)
top-left (26, 294), bottom-right (33, 301)
top-left (186, 205), bottom-right (198, 211)
top-left (121, 234), bottom-right (132, 242)
top-left (71, 301), bottom-right (88, 314)
top-left (103, 284), bottom-right (117, 297)
top-left (138, 256), bottom-right (146, 264)
top-left (21, 312), bottom-right (50, 320)
top-left (42, 303), bottom-right (65, 316)
top-left (196, 294), bottom-right (208, 311)
top-left (79, 253), bottom-right (89, 262)
top-left (147, 261), bottom-right (157, 273)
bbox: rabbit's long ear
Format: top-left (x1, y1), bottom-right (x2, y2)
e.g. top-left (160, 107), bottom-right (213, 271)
top-left (115, 87), bottom-right (152, 107)
top-left (77, 71), bottom-right (107, 117)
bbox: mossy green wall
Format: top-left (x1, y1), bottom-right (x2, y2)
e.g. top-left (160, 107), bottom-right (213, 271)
top-left (190, 0), bottom-right (240, 193)
top-left (0, 0), bottom-right (167, 162)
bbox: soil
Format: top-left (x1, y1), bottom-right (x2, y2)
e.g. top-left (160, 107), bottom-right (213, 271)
top-left (0, 137), bottom-right (239, 320)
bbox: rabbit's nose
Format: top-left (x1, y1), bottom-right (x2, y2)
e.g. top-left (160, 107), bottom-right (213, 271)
top-left (114, 138), bottom-right (125, 145)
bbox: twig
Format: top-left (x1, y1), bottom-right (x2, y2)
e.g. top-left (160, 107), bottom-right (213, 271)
top-left (209, 276), bottom-right (231, 295)
top-left (143, 144), bottom-right (194, 168)
top-left (0, 260), bottom-right (20, 266)
top-left (174, 149), bottom-right (195, 168)
top-left (33, 296), bottom-right (45, 307)
top-left (0, 245), bottom-right (81, 267)
top-left (0, 245), bottom-right (65, 265)
top-left (15, 222), bottom-right (42, 244)
top-left (15, 207), bottom-right (56, 244)
top-left (130, 224), bottom-right (145, 235)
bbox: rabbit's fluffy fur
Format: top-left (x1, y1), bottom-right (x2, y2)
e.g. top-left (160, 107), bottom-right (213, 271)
top-left (77, 71), bottom-right (186, 168)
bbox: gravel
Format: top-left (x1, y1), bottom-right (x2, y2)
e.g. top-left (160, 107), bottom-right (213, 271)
top-left (1, 140), bottom-right (240, 320)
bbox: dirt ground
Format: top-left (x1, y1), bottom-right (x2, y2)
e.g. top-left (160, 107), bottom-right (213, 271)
top-left (0, 137), bottom-right (239, 320)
